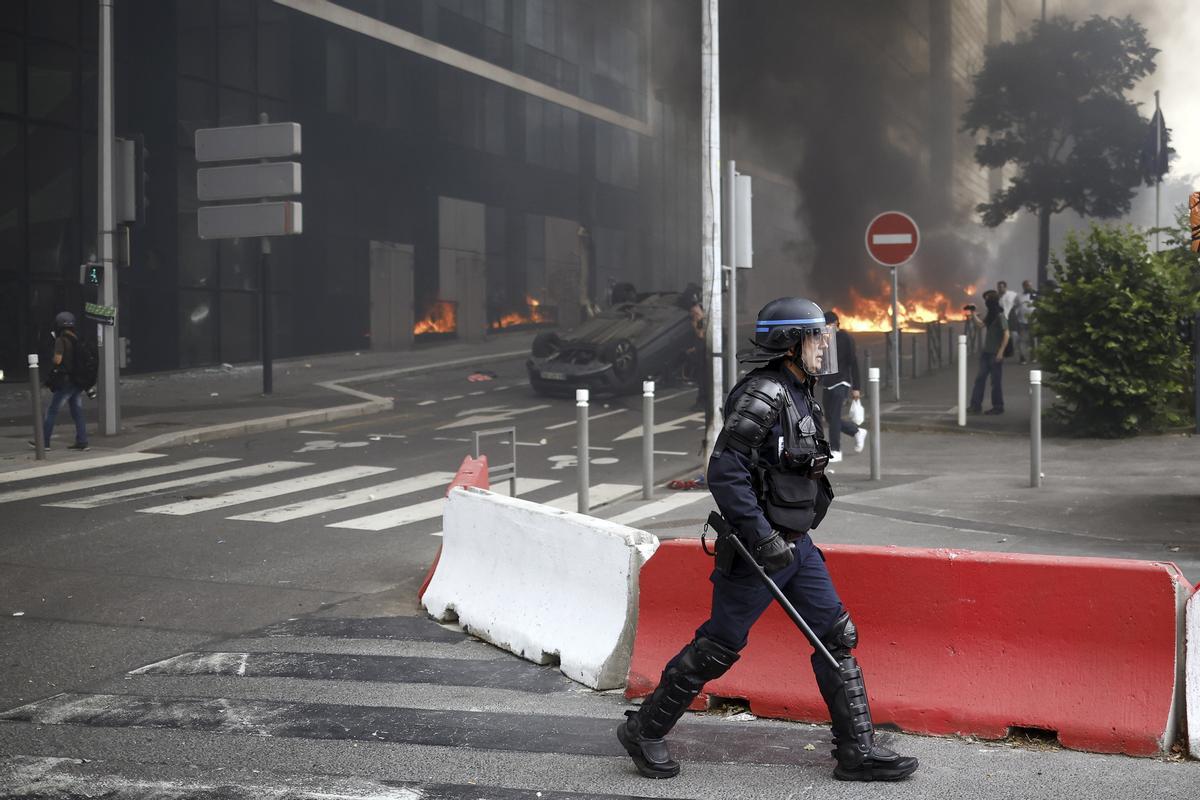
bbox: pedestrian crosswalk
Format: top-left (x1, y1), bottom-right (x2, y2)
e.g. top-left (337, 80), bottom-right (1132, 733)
top-left (0, 613), bottom-right (836, 799)
top-left (0, 455), bottom-right (688, 534)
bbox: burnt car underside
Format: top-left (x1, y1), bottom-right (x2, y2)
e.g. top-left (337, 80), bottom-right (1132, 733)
top-left (526, 291), bottom-right (698, 397)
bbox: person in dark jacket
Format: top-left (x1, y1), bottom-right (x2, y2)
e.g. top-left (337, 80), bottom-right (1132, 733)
top-left (819, 311), bottom-right (864, 461)
top-left (615, 297), bottom-right (918, 784)
top-left (33, 311), bottom-right (90, 451)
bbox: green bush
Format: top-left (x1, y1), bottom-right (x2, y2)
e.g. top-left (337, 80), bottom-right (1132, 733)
top-left (1035, 223), bottom-right (1198, 437)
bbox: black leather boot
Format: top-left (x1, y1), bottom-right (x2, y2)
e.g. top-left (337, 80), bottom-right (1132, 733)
top-left (616, 636), bottom-right (740, 779)
top-left (815, 612), bottom-right (918, 782)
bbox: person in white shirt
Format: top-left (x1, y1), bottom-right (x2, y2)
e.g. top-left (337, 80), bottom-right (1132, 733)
top-left (996, 280), bottom-right (1019, 317)
top-left (1015, 279), bottom-right (1036, 364)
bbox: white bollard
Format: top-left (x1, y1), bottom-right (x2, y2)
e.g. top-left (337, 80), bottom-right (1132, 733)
top-left (28, 354), bottom-right (45, 461)
top-left (576, 388), bottom-right (590, 513)
top-left (957, 334), bottom-right (967, 427)
top-left (1030, 370), bottom-right (1042, 488)
top-left (642, 380), bottom-right (654, 500)
top-left (868, 367), bottom-right (881, 480)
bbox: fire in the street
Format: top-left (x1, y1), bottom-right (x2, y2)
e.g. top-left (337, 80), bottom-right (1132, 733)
top-left (414, 300), bottom-right (457, 335)
top-left (490, 296), bottom-right (554, 330)
top-left (832, 288), bottom-right (957, 333)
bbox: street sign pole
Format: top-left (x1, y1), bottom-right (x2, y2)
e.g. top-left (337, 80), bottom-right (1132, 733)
top-left (725, 159), bottom-right (737, 391)
top-left (97, 0), bottom-right (119, 435)
top-left (261, 237), bottom-right (273, 395)
top-left (891, 266), bottom-right (900, 401)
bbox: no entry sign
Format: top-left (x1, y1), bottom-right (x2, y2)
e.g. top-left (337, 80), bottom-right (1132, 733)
top-left (865, 211), bottom-right (920, 267)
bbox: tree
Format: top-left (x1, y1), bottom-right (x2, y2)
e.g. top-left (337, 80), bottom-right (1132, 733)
top-left (1035, 224), bottom-right (1198, 437)
top-left (962, 16), bottom-right (1163, 288)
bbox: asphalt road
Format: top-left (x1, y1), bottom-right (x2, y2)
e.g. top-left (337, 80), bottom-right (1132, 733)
top-left (2, 355), bottom-right (1198, 799)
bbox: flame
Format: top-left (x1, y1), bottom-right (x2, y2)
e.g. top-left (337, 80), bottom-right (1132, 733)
top-left (414, 300), bottom-right (457, 335)
top-left (490, 296), bottom-right (554, 330)
top-left (832, 287), bottom-right (958, 333)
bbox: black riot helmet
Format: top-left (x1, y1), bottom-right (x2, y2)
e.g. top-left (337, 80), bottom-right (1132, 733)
top-left (54, 311), bottom-right (76, 330)
top-left (740, 296), bottom-right (838, 377)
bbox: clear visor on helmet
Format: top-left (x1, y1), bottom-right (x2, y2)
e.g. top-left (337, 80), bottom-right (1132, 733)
top-left (799, 325), bottom-right (838, 377)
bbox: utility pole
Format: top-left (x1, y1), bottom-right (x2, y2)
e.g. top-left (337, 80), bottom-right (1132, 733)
top-left (97, 0), bottom-right (119, 435)
top-left (701, 0), bottom-right (723, 458)
top-left (1154, 90), bottom-right (1162, 252)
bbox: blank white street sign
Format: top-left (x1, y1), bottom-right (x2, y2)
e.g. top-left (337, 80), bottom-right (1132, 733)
top-left (198, 162), bottom-right (301, 202)
top-left (195, 122), bottom-right (301, 163)
top-left (198, 201), bottom-right (302, 239)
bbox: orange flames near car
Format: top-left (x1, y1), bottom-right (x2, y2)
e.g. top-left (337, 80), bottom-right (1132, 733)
top-left (490, 296), bottom-right (554, 330)
top-left (413, 300), bottom-right (458, 335)
top-left (832, 288), bottom-right (956, 333)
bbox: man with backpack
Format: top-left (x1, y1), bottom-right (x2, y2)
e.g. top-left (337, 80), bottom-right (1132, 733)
top-left (32, 311), bottom-right (94, 451)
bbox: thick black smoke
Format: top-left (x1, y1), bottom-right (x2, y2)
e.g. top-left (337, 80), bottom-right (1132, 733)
top-left (723, 2), bottom-right (986, 307)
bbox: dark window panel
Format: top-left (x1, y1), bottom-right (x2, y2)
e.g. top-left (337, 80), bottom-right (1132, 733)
top-left (0, 120), bottom-right (24, 271)
top-left (177, 77), bottom-right (216, 148)
top-left (218, 237), bottom-right (257, 291)
top-left (0, 1), bottom-right (24, 34)
top-left (27, 42), bottom-right (77, 123)
top-left (177, 0), bottom-right (217, 81)
top-left (0, 33), bottom-right (19, 115)
top-left (257, 11), bottom-right (290, 100)
top-left (218, 14), bottom-right (254, 91)
top-left (178, 288), bottom-right (217, 366)
top-left (27, 123), bottom-right (78, 277)
top-left (325, 35), bottom-right (352, 115)
top-left (217, 86), bottom-right (254, 126)
top-left (218, 290), bottom-right (258, 363)
top-left (28, 0), bottom-right (78, 45)
top-left (177, 213), bottom-right (216, 288)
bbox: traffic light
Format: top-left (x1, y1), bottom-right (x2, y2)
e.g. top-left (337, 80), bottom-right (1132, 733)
top-left (80, 262), bottom-right (104, 286)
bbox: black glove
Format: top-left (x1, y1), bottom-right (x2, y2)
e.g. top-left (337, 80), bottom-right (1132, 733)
top-left (753, 530), bottom-right (794, 573)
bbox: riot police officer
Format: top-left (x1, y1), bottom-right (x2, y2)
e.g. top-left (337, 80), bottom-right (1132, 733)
top-left (616, 297), bottom-right (919, 782)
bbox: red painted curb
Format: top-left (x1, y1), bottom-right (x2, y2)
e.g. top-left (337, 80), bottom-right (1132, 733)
top-left (417, 454), bottom-right (489, 601)
top-left (627, 540), bottom-right (1189, 756)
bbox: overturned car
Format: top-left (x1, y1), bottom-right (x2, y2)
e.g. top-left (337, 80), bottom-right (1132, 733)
top-left (526, 291), bottom-right (700, 397)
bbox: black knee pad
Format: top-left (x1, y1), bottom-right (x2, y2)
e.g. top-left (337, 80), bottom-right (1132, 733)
top-left (678, 636), bottom-right (741, 681)
top-left (821, 611), bottom-right (858, 658)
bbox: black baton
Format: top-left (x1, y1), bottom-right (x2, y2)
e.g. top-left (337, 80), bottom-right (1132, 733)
top-left (709, 512), bottom-right (840, 672)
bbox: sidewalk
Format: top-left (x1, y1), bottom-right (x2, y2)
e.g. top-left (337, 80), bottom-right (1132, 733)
top-left (0, 331), bottom-right (539, 471)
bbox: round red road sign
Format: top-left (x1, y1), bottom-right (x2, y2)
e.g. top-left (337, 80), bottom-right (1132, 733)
top-left (865, 211), bottom-right (920, 267)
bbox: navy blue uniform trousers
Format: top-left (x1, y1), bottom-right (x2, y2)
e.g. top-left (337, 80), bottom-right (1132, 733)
top-left (687, 533), bottom-right (844, 689)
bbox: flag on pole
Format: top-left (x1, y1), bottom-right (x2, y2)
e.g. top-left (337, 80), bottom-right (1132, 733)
top-left (1142, 106), bottom-right (1172, 180)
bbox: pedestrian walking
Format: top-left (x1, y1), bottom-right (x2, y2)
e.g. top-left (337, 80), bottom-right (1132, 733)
top-left (1015, 279), bottom-right (1036, 364)
top-left (967, 291), bottom-right (1010, 415)
top-left (32, 312), bottom-right (94, 451)
top-left (819, 310), bottom-right (865, 462)
top-left (616, 297), bottom-right (919, 783)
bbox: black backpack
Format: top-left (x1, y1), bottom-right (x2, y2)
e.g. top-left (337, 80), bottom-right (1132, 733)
top-left (69, 335), bottom-right (99, 389)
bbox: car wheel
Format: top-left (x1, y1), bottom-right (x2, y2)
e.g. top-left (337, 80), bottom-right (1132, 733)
top-left (531, 331), bottom-right (564, 359)
top-left (602, 337), bottom-right (638, 383)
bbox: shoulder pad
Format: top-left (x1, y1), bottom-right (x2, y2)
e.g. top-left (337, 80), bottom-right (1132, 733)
top-left (718, 374), bottom-right (786, 456)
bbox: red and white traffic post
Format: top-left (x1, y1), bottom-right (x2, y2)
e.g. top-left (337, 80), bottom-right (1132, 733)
top-left (865, 211), bottom-right (920, 401)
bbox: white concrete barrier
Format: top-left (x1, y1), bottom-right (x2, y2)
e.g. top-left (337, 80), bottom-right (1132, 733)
top-left (1188, 587), bottom-right (1200, 757)
top-left (422, 486), bottom-right (659, 689)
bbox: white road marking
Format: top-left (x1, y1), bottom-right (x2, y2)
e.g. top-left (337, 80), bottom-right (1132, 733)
top-left (653, 450), bottom-right (689, 456)
top-left (332, 477), bottom-right (560, 530)
top-left (654, 389), bottom-right (692, 404)
top-left (872, 233), bottom-right (913, 245)
top-left (417, 400), bottom-right (436, 406)
top-left (437, 404), bottom-right (552, 431)
top-left (607, 492), bottom-right (711, 527)
top-left (0, 458), bottom-right (238, 505)
top-left (0, 452), bottom-right (164, 485)
top-left (228, 471), bottom-right (456, 523)
top-left (139, 466), bottom-right (393, 516)
top-left (442, 395), bottom-right (465, 401)
top-left (48, 461), bottom-right (312, 509)
top-left (615, 412), bottom-right (705, 442)
top-left (546, 483), bottom-right (637, 511)
top-left (296, 430), bottom-right (332, 435)
top-left (329, 497), bottom-right (444, 531)
top-left (545, 407), bottom-right (628, 430)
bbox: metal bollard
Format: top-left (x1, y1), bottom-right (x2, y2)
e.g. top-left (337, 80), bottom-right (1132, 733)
top-left (1030, 370), bottom-right (1042, 488)
top-left (864, 349), bottom-right (871, 384)
top-left (957, 335), bottom-right (967, 427)
top-left (868, 367), bottom-right (881, 480)
top-left (911, 332), bottom-right (917, 379)
top-left (576, 388), bottom-right (589, 513)
top-left (28, 354), bottom-right (45, 461)
top-left (642, 380), bottom-right (655, 500)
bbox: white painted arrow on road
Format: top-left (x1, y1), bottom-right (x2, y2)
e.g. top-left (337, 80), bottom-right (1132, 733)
top-left (614, 412), bottom-right (705, 442)
top-left (436, 404), bottom-right (552, 431)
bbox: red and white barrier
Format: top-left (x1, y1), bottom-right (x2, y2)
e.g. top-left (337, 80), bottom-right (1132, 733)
top-left (1186, 586), bottom-right (1200, 757)
top-left (628, 541), bottom-right (1189, 756)
top-left (417, 454), bottom-right (489, 601)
